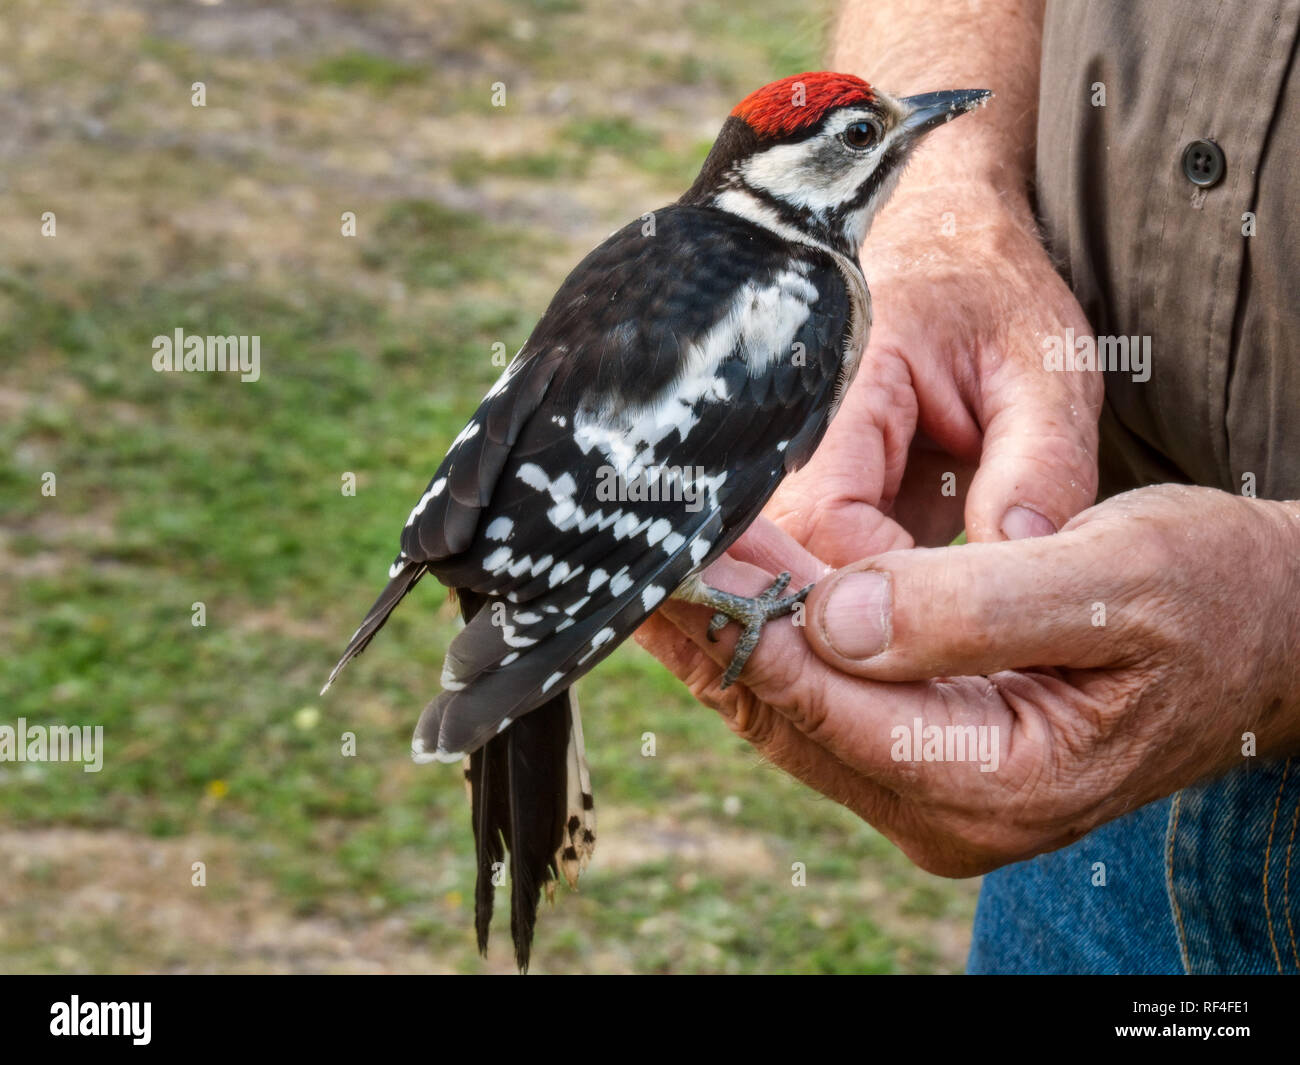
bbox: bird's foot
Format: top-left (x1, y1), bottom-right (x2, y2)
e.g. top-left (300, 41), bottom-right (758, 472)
top-left (690, 572), bottom-right (813, 689)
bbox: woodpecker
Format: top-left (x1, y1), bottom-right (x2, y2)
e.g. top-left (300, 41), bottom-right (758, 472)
top-left (324, 72), bottom-right (990, 970)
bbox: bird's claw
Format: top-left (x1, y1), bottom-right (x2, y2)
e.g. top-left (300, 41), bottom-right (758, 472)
top-left (699, 571), bottom-right (812, 689)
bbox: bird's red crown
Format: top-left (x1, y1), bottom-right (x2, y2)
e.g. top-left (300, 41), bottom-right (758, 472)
top-left (731, 72), bottom-right (876, 139)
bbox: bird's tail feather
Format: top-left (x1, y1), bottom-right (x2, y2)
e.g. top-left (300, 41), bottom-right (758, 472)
top-left (469, 731), bottom-right (509, 954)
top-left (321, 561), bottom-right (427, 694)
top-left (456, 590), bottom-right (586, 972)
top-left (465, 686), bottom-right (572, 972)
top-left (558, 693), bottom-right (596, 889)
top-left (502, 697), bottom-right (569, 971)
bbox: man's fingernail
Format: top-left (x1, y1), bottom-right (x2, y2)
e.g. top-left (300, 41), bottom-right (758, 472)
top-left (1000, 504), bottom-right (1056, 541)
top-left (820, 571), bottom-right (891, 660)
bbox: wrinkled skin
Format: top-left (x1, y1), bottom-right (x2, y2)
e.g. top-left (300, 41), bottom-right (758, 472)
top-left (637, 187), bottom-right (1300, 878)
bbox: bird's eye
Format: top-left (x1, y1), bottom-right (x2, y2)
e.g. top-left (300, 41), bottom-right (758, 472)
top-left (842, 119), bottom-right (881, 150)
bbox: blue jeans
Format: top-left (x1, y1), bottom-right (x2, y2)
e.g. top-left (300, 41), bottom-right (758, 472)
top-left (968, 755), bottom-right (1300, 974)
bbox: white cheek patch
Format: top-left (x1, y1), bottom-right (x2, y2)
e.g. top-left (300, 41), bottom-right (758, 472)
top-left (737, 107), bottom-right (910, 220)
top-left (839, 142), bottom-right (907, 247)
top-left (738, 110), bottom-right (878, 212)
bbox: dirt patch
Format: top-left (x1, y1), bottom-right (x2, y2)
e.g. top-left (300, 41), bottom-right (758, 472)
top-left (0, 828), bottom-right (455, 973)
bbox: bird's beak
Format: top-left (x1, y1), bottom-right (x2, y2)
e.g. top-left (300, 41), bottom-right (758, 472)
top-left (898, 89), bottom-right (993, 138)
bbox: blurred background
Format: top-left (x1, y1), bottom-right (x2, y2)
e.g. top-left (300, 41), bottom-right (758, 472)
top-left (0, 0), bottom-right (977, 973)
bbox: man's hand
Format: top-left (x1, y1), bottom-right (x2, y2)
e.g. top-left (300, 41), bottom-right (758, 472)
top-left (769, 182), bottom-right (1101, 560)
top-left (637, 486), bottom-right (1300, 877)
top-left (774, 0), bottom-right (1099, 560)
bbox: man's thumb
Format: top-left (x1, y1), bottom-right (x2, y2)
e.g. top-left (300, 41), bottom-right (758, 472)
top-left (804, 533), bottom-right (1122, 682)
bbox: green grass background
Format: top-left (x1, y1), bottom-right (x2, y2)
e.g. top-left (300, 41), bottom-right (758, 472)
top-left (0, 0), bottom-right (977, 973)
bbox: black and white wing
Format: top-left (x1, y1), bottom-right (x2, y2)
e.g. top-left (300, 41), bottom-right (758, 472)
top-left (329, 205), bottom-right (858, 760)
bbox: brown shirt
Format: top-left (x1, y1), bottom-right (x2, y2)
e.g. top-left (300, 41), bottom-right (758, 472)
top-left (1037, 0), bottom-right (1300, 501)
top-left (1024, 1), bottom-right (1300, 976)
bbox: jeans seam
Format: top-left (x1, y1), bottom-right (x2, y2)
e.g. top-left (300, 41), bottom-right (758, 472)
top-left (1286, 782), bottom-right (1300, 971)
top-left (1263, 756), bottom-right (1292, 975)
top-left (1165, 791), bottom-right (1192, 974)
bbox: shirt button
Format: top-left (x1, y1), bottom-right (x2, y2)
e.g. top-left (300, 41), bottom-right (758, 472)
top-left (1181, 139), bottom-right (1225, 187)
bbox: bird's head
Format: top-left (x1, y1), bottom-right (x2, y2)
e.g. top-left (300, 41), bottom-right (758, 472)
top-left (683, 72), bottom-right (991, 256)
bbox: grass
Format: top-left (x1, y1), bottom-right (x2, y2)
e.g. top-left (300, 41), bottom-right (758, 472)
top-left (309, 52), bottom-right (427, 92)
top-left (449, 150), bottom-right (585, 184)
top-left (0, 0), bottom-right (977, 974)
top-left (361, 199), bottom-right (542, 290)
